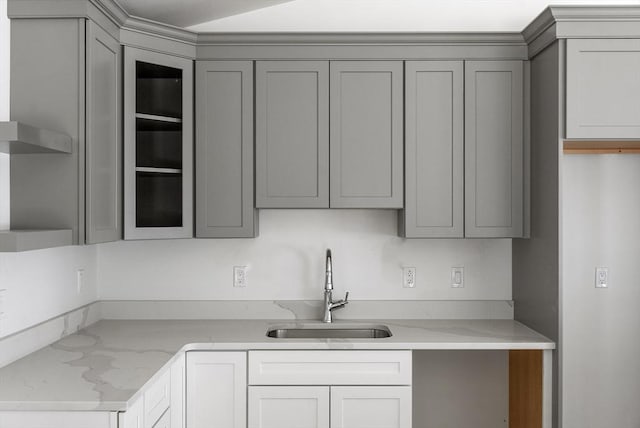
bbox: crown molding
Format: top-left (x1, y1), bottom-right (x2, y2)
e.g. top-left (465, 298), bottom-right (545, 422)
top-left (195, 31), bottom-right (526, 46)
top-left (9, 1), bottom-right (640, 60)
top-left (123, 15), bottom-right (199, 44)
top-left (524, 6), bottom-right (640, 58)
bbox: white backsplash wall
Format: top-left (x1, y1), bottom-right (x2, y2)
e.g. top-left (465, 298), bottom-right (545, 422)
top-left (0, 245), bottom-right (98, 339)
top-left (98, 210), bottom-right (512, 301)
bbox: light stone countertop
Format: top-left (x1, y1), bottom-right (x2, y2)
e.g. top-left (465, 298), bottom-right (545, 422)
top-left (0, 319), bottom-right (554, 412)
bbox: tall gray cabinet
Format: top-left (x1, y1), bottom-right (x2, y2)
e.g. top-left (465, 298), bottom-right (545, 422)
top-left (196, 61), bottom-right (257, 238)
top-left (9, 17), bottom-right (122, 246)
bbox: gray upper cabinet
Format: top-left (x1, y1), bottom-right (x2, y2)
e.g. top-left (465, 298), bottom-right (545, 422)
top-left (85, 21), bottom-right (122, 244)
top-left (465, 61), bottom-right (524, 238)
top-left (8, 17), bottom-right (123, 248)
top-left (255, 61), bottom-right (329, 208)
top-left (329, 61), bottom-right (403, 208)
top-left (566, 39), bottom-right (640, 139)
top-left (401, 61), bottom-right (464, 238)
top-left (124, 47), bottom-right (194, 240)
top-left (196, 61), bottom-right (257, 238)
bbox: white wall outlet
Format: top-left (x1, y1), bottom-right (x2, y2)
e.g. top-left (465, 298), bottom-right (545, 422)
top-left (595, 267), bottom-right (609, 288)
top-left (233, 266), bottom-right (248, 288)
top-left (451, 267), bottom-right (464, 288)
top-left (403, 267), bottom-right (416, 288)
top-left (76, 269), bottom-right (85, 294)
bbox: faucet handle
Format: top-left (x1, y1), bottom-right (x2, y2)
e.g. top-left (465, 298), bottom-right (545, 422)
top-left (344, 291), bottom-right (350, 303)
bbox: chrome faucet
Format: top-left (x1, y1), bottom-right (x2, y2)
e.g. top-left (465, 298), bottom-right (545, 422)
top-left (323, 249), bottom-right (349, 323)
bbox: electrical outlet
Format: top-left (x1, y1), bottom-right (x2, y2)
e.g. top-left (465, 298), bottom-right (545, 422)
top-left (234, 266), bottom-right (248, 288)
top-left (76, 269), bottom-right (85, 294)
top-left (403, 267), bottom-right (416, 288)
top-left (451, 267), bottom-right (464, 288)
top-left (595, 267), bottom-right (608, 288)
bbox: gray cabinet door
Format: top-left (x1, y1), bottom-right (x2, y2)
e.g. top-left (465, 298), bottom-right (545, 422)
top-left (329, 61), bottom-right (403, 208)
top-left (196, 61), bottom-right (257, 238)
top-left (401, 61), bottom-right (463, 238)
top-left (465, 61), bottom-right (524, 238)
top-left (255, 61), bottom-right (329, 208)
top-left (566, 39), bottom-right (640, 139)
top-left (86, 21), bottom-right (122, 244)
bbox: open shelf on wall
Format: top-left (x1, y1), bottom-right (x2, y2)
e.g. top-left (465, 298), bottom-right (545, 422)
top-left (0, 229), bottom-right (73, 252)
top-left (0, 121), bottom-right (72, 154)
top-left (0, 122), bottom-right (73, 251)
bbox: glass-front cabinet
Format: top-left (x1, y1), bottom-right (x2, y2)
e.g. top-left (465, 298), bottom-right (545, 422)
top-left (124, 47), bottom-right (193, 239)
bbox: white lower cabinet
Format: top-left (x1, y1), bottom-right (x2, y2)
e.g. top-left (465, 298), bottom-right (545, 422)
top-left (185, 351), bottom-right (247, 428)
top-left (331, 387), bottom-right (411, 428)
top-left (248, 386), bottom-right (330, 428)
top-left (248, 386), bottom-right (410, 428)
top-left (246, 351), bottom-right (412, 428)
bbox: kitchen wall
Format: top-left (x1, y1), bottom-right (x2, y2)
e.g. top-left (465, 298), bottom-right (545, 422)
top-left (0, 0), bottom-right (98, 340)
top-left (561, 154), bottom-right (640, 427)
top-left (99, 210), bottom-right (512, 300)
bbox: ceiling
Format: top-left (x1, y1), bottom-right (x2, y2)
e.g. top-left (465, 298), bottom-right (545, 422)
top-left (115, 0), bottom-right (294, 28)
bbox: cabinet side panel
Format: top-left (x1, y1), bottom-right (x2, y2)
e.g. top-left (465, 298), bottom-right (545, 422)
top-left (86, 20), bottom-right (122, 244)
top-left (10, 19), bottom-right (84, 243)
top-left (512, 41), bottom-right (561, 428)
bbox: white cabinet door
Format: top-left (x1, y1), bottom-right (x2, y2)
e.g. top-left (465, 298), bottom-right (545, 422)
top-left (331, 387), bottom-right (412, 428)
top-left (248, 386), bottom-right (329, 428)
top-left (186, 352), bottom-right (246, 428)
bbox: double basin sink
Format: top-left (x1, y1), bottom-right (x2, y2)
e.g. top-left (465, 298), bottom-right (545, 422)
top-left (266, 323), bottom-right (392, 339)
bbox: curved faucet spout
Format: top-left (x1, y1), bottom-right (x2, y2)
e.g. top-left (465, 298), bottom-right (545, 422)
top-left (325, 249), bottom-right (333, 291)
top-left (322, 248), bottom-right (349, 323)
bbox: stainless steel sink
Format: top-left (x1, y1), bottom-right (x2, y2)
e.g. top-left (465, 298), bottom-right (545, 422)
top-left (266, 324), bottom-right (392, 339)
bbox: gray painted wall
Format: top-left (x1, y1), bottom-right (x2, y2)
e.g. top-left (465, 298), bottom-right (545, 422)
top-left (562, 155), bottom-right (640, 428)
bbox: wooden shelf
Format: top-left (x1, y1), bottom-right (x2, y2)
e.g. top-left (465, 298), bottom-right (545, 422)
top-left (564, 140), bottom-right (640, 154)
top-left (0, 229), bottom-right (73, 252)
top-left (0, 121), bottom-right (72, 154)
